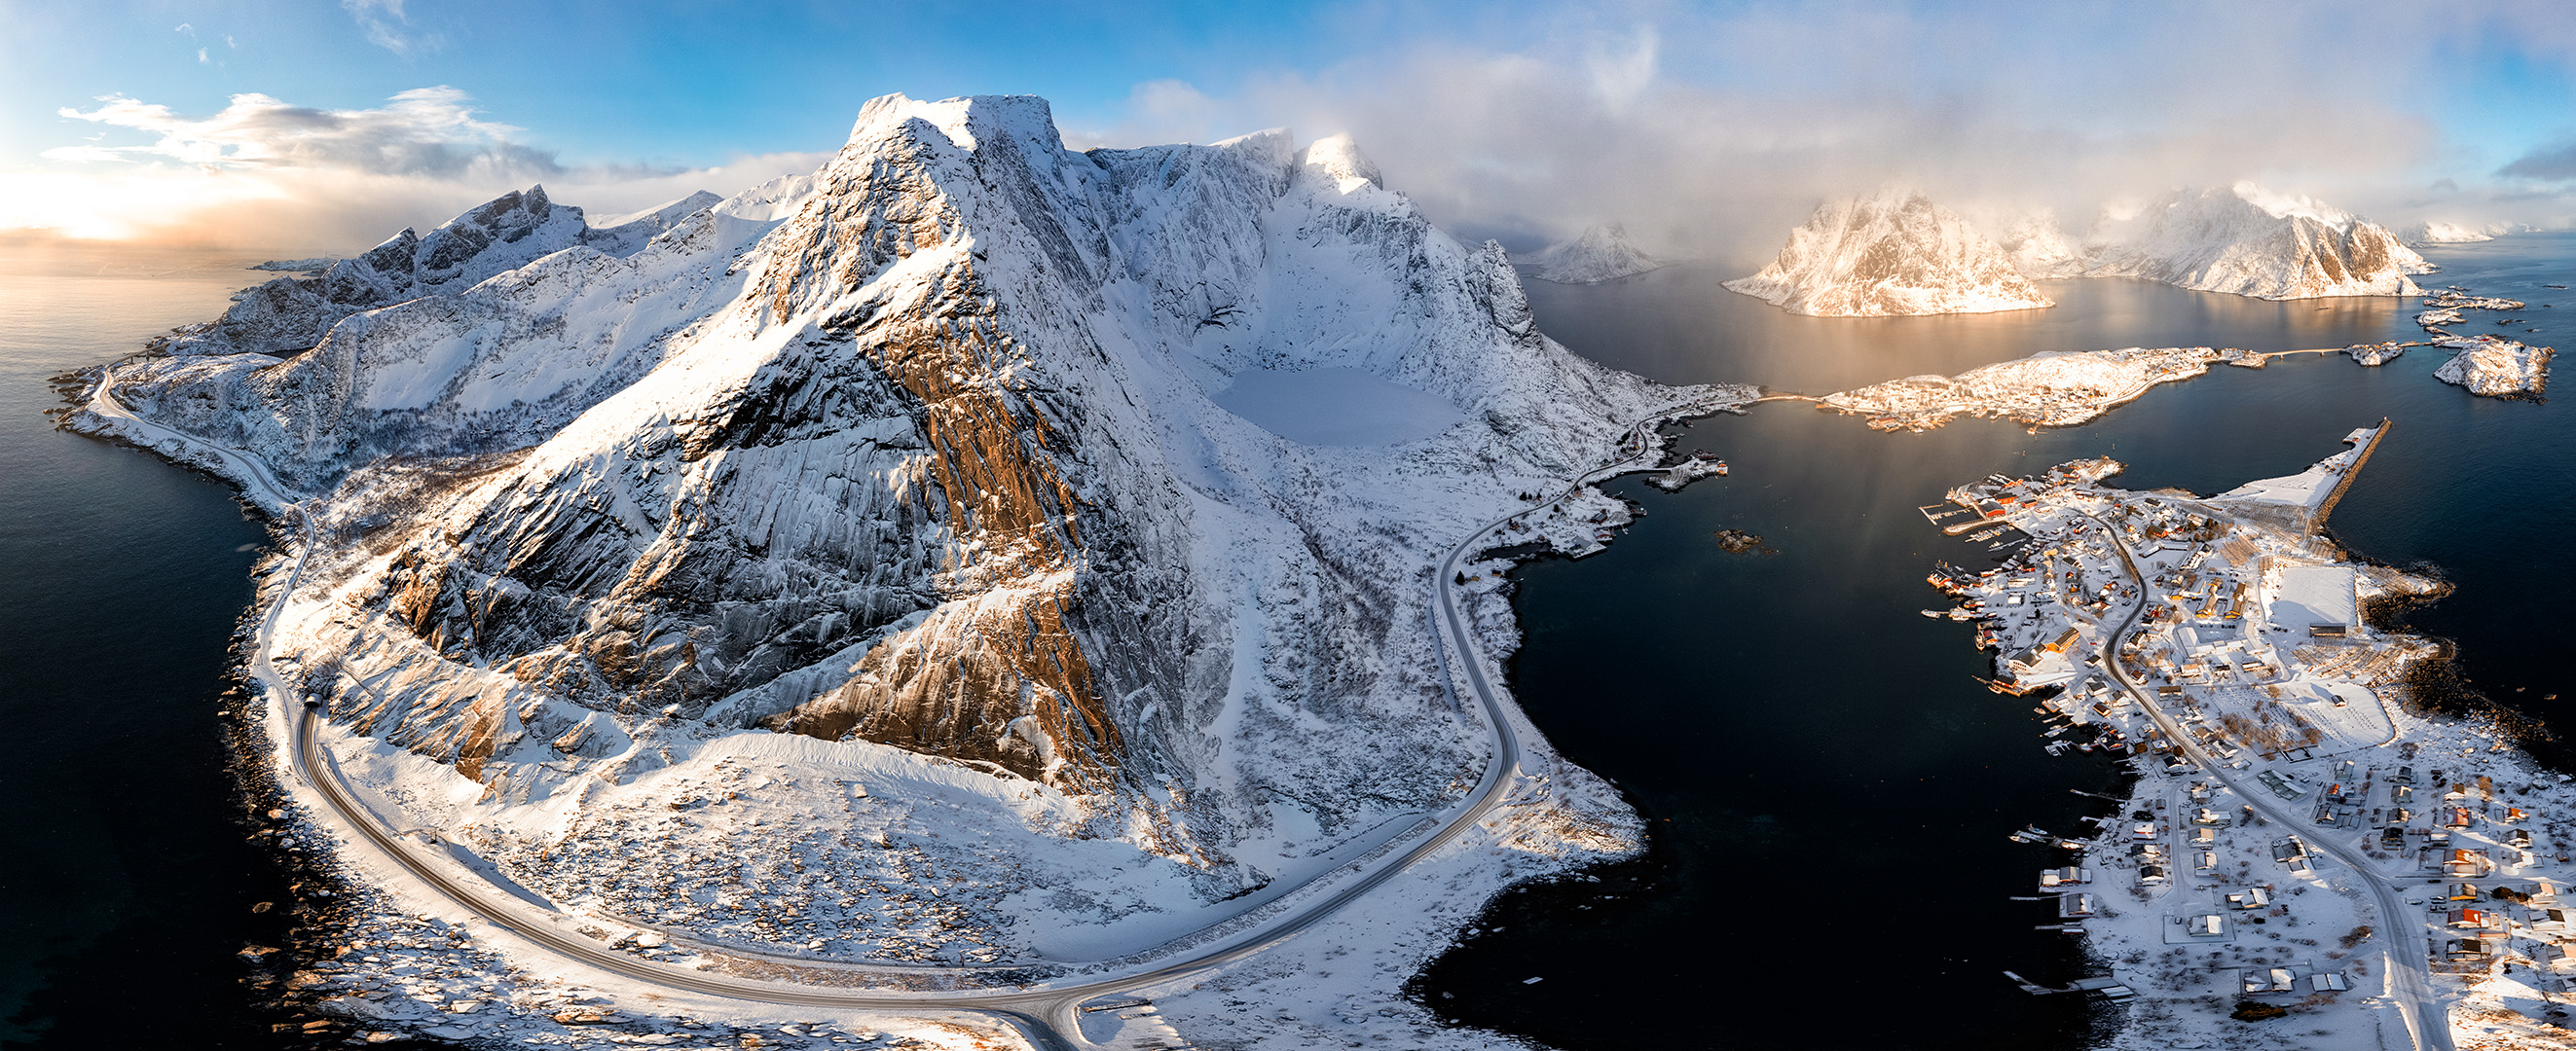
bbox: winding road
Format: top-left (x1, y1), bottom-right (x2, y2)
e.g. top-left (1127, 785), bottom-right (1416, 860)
top-left (2083, 511), bottom-right (2453, 1051)
top-left (92, 363), bottom-right (1746, 1049)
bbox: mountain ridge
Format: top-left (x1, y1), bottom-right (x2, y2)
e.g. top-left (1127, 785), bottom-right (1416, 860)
top-left (72, 94), bottom-right (1711, 940)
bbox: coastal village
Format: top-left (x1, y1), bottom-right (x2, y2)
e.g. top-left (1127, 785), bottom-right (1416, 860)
top-left (1926, 426), bottom-right (2576, 1049)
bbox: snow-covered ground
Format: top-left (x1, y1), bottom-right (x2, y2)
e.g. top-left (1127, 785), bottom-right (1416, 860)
top-left (1725, 187), bottom-right (2053, 316)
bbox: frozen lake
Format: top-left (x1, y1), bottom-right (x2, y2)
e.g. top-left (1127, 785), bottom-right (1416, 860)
top-left (1213, 365), bottom-right (1465, 446)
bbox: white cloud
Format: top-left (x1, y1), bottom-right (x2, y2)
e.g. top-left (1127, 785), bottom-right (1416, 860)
top-left (1059, 80), bottom-right (1237, 151)
top-left (1083, 3), bottom-right (2576, 260)
top-left (48, 87), bottom-right (557, 178)
top-left (13, 88), bottom-right (826, 251)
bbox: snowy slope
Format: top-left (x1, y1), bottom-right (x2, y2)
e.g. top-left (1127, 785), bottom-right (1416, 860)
top-left (79, 94), bottom-right (1730, 981)
top-left (2432, 336), bottom-right (2551, 396)
top-left (2399, 220), bottom-right (2525, 246)
top-left (2022, 184), bottom-right (2431, 298)
top-left (1520, 223), bottom-right (1663, 283)
top-left (1723, 188), bottom-right (2053, 316)
top-left (154, 187), bottom-right (742, 359)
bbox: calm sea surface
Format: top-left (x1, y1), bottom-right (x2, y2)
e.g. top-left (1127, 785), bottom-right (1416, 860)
top-left (2, 236), bottom-right (2570, 1049)
top-left (1423, 237), bottom-right (2576, 1048)
top-left (0, 240), bottom-right (295, 1047)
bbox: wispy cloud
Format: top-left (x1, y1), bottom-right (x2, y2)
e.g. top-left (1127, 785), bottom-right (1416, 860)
top-left (14, 88), bottom-right (821, 249)
top-left (342, 0), bottom-right (436, 56)
top-left (47, 88), bottom-right (559, 178)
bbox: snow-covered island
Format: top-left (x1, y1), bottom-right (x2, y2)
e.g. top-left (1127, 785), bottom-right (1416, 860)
top-left (1518, 223), bottom-right (1664, 283)
top-left (2433, 336), bottom-right (2553, 398)
top-left (1724, 187), bottom-right (2054, 316)
top-left (68, 93), bottom-right (1761, 1050)
top-left (1926, 429), bottom-right (2576, 1050)
top-left (1728, 182), bottom-right (2432, 317)
top-left (1817, 346), bottom-right (2224, 431)
top-left (2401, 221), bottom-right (2529, 247)
top-left (2012, 183), bottom-right (2434, 300)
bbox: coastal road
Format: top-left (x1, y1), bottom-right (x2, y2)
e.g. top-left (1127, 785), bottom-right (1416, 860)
top-left (105, 356), bottom-right (1747, 1049)
top-left (2083, 512), bottom-right (2453, 1051)
top-left (86, 376), bottom-right (298, 509)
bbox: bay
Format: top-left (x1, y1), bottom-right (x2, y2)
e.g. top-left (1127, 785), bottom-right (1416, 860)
top-left (1420, 237), bottom-right (2576, 1048)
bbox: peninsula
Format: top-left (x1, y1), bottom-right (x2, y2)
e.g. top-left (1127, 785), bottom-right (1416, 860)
top-left (1929, 426), bottom-right (2576, 1049)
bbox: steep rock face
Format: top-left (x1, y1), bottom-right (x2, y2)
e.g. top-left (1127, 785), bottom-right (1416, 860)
top-left (1724, 189), bottom-right (2053, 316)
top-left (92, 95), bottom-right (1695, 881)
top-left (1521, 224), bottom-right (1662, 283)
top-left (2032, 184), bottom-right (2432, 298)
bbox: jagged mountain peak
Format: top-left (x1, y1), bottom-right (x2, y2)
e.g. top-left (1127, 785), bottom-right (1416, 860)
top-left (1724, 187), bottom-right (2053, 316)
top-left (2068, 183), bottom-right (2432, 298)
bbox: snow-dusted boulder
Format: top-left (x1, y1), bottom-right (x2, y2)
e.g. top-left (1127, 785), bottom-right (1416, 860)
top-left (1725, 189), bottom-right (2053, 316)
top-left (2432, 337), bottom-right (2551, 397)
top-left (1521, 224), bottom-right (1663, 283)
top-left (2024, 184), bottom-right (2431, 299)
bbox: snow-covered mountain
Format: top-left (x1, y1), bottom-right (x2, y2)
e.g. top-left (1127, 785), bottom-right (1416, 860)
top-left (1724, 188), bottom-right (2053, 316)
top-left (2018, 184), bottom-right (2432, 299)
top-left (158, 186), bottom-right (726, 357)
top-left (79, 94), bottom-right (1719, 979)
top-left (1520, 223), bottom-right (1663, 283)
top-left (2399, 220), bottom-right (2525, 246)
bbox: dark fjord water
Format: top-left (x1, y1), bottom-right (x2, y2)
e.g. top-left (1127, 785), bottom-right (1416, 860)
top-left (0, 240), bottom-right (302, 1047)
top-left (2, 236), bottom-right (2568, 1050)
top-left (1421, 236), bottom-right (2576, 1049)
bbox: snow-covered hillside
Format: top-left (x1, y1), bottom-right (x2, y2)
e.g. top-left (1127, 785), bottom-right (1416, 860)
top-left (1724, 189), bottom-right (2053, 316)
top-left (2432, 336), bottom-right (2551, 396)
top-left (76, 93), bottom-right (1737, 1010)
top-left (157, 187), bottom-right (734, 358)
top-left (2400, 220), bottom-right (2524, 246)
top-left (2019, 184), bottom-right (2432, 299)
top-left (1520, 223), bottom-right (1663, 283)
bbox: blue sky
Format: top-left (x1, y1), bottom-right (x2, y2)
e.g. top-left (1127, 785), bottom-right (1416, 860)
top-left (6, 1), bottom-right (2576, 253)
top-left (1, 2), bottom-right (1307, 164)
